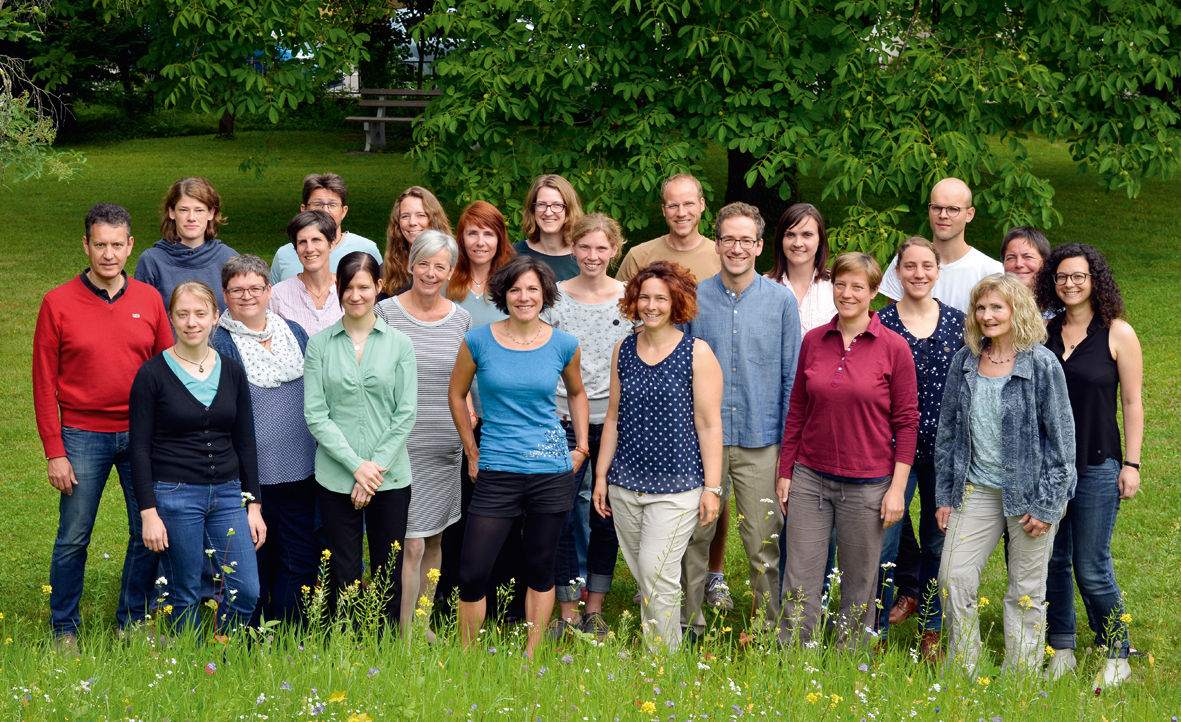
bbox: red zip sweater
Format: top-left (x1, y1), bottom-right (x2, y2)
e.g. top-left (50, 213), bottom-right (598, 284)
top-left (33, 275), bottom-right (173, 458)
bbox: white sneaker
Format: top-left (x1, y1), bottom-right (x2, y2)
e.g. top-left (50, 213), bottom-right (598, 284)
top-left (1100, 658), bottom-right (1132, 688)
top-left (1045, 648), bottom-right (1077, 681)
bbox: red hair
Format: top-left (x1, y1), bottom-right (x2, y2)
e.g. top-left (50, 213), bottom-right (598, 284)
top-left (447, 201), bottom-right (516, 302)
top-left (619, 261), bottom-right (699, 326)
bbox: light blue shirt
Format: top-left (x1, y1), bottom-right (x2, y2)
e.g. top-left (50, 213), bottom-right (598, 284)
top-left (686, 273), bottom-right (801, 448)
top-left (269, 232), bottom-right (382, 284)
top-left (967, 373), bottom-right (1010, 490)
top-left (163, 350), bottom-right (222, 407)
top-left (457, 290), bottom-right (509, 418)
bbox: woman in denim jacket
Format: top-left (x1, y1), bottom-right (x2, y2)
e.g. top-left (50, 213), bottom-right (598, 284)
top-left (934, 273), bottom-right (1076, 677)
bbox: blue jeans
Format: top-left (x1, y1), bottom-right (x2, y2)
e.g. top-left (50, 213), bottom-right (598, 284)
top-left (875, 458), bottom-right (944, 634)
top-left (554, 421), bottom-right (618, 602)
top-left (249, 475), bottom-right (322, 627)
top-left (154, 479), bottom-right (260, 634)
top-left (1046, 458), bottom-right (1129, 658)
top-left (50, 427), bottom-right (158, 637)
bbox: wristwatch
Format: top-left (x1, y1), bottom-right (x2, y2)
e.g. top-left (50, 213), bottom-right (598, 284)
top-left (702, 485), bottom-right (723, 497)
top-left (1123, 461), bottom-right (1141, 470)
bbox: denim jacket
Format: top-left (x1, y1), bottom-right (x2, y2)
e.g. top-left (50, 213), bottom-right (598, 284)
top-left (934, 344), bottom-right (1077, 523)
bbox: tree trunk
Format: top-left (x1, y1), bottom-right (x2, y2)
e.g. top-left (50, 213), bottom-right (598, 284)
top-left (356, 19), bottom-right (400, 90)
top-left (724, 147), bottom-right (799, 232)
top-left (218, 110), bottom-right (235, 138)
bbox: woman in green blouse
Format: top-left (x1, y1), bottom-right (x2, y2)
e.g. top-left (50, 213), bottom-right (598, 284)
top-left (303, 252), bottom-right (418, 625)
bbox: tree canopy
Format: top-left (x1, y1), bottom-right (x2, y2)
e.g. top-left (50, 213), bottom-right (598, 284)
top-left (410, 0), bottom-right (1181, 259)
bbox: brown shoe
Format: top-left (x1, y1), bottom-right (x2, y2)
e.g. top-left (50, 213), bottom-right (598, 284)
top-left (54, 633), bottom-right (79, 657)
top-left (920, 630), bottom-right (944, 662)
top-left (889, 595), bottom-right (919, 625)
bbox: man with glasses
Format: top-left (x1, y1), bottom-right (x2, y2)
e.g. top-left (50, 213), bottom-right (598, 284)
top-left (33, 203), bottom-right (174, 651)
top-left (616, 173), bottom-right (721, 284)
top-left (270, 173), bottom-right (382, 283)
top-left (679, 202), bottom-right (801, 640)
top-left (879, 177), bottom-right (1003, 313)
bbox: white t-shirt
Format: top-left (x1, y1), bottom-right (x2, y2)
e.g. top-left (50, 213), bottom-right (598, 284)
top-left (879, 246), bottom-right (1003, 313)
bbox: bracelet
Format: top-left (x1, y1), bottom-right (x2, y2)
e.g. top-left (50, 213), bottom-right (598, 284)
top-left (1123, 460), bottom-right (1141, 470)
top-left (574, 446), bottom-right (591, 458)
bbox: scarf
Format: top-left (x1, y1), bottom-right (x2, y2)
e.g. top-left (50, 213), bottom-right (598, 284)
top-left (218, 311), bottom-right (304, 388)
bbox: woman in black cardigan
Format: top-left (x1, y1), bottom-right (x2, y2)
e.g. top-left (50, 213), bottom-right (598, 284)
top-left (130, 280), bottom-right (266, 634)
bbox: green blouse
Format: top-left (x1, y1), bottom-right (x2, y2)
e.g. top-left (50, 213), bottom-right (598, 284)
top-left (303, 316), bottom-right (418, 494)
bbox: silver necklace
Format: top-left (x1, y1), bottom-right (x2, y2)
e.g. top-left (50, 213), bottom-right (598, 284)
top-left (174, 347), bottom-right (213, 373)
top-left (504, 319), bottom-right (543, 346)
top-left (985, 343), bottom-right (1015, 364)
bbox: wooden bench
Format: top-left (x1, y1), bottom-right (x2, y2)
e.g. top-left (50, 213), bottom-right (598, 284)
top-left (346, 88), bottom-right (442, 152)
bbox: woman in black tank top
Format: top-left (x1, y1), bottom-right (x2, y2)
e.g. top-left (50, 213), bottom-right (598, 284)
top-left (1036, 243), bottom-right (1144, 688)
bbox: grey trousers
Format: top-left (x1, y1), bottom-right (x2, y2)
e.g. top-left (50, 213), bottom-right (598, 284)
top-left (779, 462), bottom-right (889, 649)
top-left (939, 485), bottom-right (1058, 676)
top-left (680, 444), bottom-right (782, 635)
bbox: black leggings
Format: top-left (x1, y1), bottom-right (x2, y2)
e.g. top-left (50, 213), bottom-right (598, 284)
top-left (457, 512), bottom-right (566, 603)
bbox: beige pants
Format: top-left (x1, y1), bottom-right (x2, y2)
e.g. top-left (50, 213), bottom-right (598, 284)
top-left (939, 485), bottom-right (1058, 676)
top-left (610, 484), bottom-right (702, 652)
top-left (680, 444), bottom-right (782, 635)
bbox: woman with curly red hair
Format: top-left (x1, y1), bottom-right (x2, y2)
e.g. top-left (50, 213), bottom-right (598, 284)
top-left (594, 261), bottom-right (723, 651)
top-left (1038, 243), bottom-right (1143, 687)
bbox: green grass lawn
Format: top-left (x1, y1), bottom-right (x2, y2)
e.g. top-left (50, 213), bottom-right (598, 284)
top-left (1, 128), bottom-right (1179, 719)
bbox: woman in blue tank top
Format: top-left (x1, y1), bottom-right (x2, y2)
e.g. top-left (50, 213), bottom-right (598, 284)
top-left (447, 255), bottom-right (590, 659)
top-left (593, 260), bottom-right (723, 652)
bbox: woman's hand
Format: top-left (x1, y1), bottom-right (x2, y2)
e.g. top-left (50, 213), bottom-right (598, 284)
top-left (571, 449), bottom-right (588, 475)
top-left (247, 503), bottom-right (267, 550)
top-left (141, 508), bottom-right (168, 552)
top-left (353, 460), bottom-right (387, 491)
top-left (1020, 513), bottom-right (1052, 538)
top-left (351, 482), bottom-right (374, 510)
top-left (698, 487), bottom-right (720, 526)
top-left (592, 478), bottom-right (611, 519)
top-left (775, 477), bottom-right (792, 516)
top-left (880, 486), bottom-right (905, 529)
top-left (935, 506), bottom-right (952, 533)
top-left (465, 447), bottom-right (480, 483)
top-left (1118, 465), bottom-right (1140, 500)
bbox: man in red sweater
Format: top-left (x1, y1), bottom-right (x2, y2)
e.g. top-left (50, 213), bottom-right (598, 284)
top-left (33, 203), bottom-right (173, 650)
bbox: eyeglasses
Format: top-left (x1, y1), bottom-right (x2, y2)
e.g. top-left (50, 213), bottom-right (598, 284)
top-left (928, 204), bottom-right (965, 218)
top-left (308, 201), bottom-right (341, 211)
top-left (718, 237), bottom-right (759, 249)
top-left (533, 202), bottom-right (567, 213)
top-left (663, 202), bottom-right (698, 213)
top-left (226, 285), bottom-right (268, 299)
top-left (1053, 272), bottom-right (1092, 286)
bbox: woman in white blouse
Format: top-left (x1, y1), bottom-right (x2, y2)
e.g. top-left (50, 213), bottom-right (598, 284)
top-left (767, 203), bottom-right (837, 335)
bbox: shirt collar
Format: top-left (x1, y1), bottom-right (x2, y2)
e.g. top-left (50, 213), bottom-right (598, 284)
top-left (79, 269), bottom-right (128, 303)
top-left (820, 310), bottom-right (883, 338)
top-left (327, 313), bottom-right (387, 336)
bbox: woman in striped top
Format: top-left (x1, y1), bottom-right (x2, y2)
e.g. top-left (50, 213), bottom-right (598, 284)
top-left (377, 231), bottom-right (472, 641)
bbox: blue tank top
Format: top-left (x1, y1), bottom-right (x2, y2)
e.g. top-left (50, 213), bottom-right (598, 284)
top-left (607, 332), bottom-right (704, 494)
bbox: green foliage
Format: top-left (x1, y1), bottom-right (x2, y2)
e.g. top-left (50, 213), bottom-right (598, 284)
top-left (411, 0), bottom-right (1181, 261)
top-left (98, 0), bottom-right (373, 134)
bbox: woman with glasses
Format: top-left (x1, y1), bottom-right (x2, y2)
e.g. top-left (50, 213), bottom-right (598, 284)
top-left (935, 274), bottom-right (1076, 677)
top-left (1037, 243), bottom-right (1143, 688)
top-left (381, 187), bottom-right (452, 300)
top-left (512, 175), bottom-right (584, 282)
top-left (269, 211), bottom-right (345, 337)
top-left (211, 255), bottom-right (318, 627)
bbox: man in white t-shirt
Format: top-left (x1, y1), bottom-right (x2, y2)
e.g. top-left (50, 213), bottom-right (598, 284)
top-left (879, 177), bottom-right (1003, 313)
top-left (270, 173), bottom-right (383, 283)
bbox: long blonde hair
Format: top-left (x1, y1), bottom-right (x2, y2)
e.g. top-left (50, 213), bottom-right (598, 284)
top-left (963, 273), bottom-right (1047, 355)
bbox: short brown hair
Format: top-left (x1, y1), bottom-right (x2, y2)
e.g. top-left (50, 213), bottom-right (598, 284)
top-left (287, 210), bottom-right (338, 248)
top-left (569, 212), bottom-right (625, 265)
top-left (160, 177), bottom-right (224, 243)
top-left (487, 255), bottom-right (560, 314)
top-left (714, 202), bottom-right (765, 241)
top-left (383, 187), bottom-right (452, 294)
top-left (619, 261), bottom-right (699, 326)
top-left (302, 173), bottom-right (349, 206)
top-left (521, 174), bottom-right (583, 243)
top-left (830, 252), bottom-right (883, 290)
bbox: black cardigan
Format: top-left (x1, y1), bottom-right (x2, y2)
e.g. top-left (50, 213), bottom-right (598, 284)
top-left (129, 351), bottom-right (260, 510)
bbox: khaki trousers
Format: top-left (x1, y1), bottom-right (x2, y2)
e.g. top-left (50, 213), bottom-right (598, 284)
top-left (610, 484), bottom-right (702, 652)
top-left (680, 444), bottom-right (782, 635)
top-left (939, 485), bottom-right (1058, 676)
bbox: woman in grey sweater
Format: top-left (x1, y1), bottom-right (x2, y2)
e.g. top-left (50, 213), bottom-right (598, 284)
top-left (934, 273), bottom-right (1076, 677)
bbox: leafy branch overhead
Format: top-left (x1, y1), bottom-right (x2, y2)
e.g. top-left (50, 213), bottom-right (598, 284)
top-left (410, 0), bottom-right (1181, 260)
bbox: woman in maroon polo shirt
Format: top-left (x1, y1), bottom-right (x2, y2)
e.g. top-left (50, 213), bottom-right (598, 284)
top-left (776, 252), bottom-right (920, 650)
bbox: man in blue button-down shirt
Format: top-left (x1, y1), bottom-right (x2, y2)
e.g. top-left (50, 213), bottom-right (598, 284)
top-left (680, 202), bottom-right (801, 637)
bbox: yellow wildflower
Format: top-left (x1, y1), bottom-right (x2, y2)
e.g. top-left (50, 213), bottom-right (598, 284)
top-left (4, 638), bottom-right (11, 644)
top-left (978, 597), bottom-right (989, 606)
top-left (1045, 646), bottom-right (1055, 657)
top-left (806, 692), bottom-right (821, 704)
top-left (1019, 595), bottom-right (1033, 610)
top-left (301, 585), bottom-right (311, 594)
top-left (1120, 613), bottom-right (1132, 624)
top-left (415, 608), bottom-right (427, 617)
top-left (640, 701), bottom-right (656, 714)
top-left (347, 714), bottom-right (373, 722)
top-left (41, 585), bottom-right (53, 595)
top-left (977, 677), bottom-right (990, 687)
top-left (321, 549), bottom-right (332, 559)
top-left (327, 690), bottom-right (347, 703)
top-left (427, 568), bottom-right (441, 583)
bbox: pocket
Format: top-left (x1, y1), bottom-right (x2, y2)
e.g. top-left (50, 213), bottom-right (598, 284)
top-left (153, 481), bottom-right (183, 495)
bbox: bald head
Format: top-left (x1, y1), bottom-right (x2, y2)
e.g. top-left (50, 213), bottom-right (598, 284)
top-left (930, 177), bottom-right (973, 208)
top-left (927, 177), bottom-right (976, 248)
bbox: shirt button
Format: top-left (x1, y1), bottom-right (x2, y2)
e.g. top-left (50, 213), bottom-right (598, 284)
top-left (837, 367), bottom-right (842, 371)
top-left (207, 442), bottom-right (212, 446)
top-left (733, 330), bottom-right (737, 333)
top-left (733, 368), bottom-right (737, 372)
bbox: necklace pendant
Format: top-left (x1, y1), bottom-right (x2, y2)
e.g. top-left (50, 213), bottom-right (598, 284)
top-left (198, 363), bottom-right (205, 373)
top-left (354, 344), bottom-right (361, 351)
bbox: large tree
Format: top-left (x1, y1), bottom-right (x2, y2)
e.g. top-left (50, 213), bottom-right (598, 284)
top-left (410, 0), bottom-right (1181, 259)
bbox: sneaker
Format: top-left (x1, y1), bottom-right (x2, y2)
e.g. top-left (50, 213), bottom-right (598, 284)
top-left (704, 576), bottom-right (734, 611)
top-left (54, 633), bottom-right (79, 657)
top-left (545, 617), bottom-right (575, 643)
top-left (919, 630), bottom-right (944, 662)
top-left (1045, 648), bottom-right (1077, 681)
top-left (633, 591), bottom-right (643, 606)
top-left (579, 612), bottom-right (610, 642)
top-left (1100, 658), bottom-right (1132, 688)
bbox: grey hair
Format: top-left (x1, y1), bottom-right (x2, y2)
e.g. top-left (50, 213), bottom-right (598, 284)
top-left (85, 203), bottom-right (131, 237)
top-left (408, 229), bottom-right (459, 269)
top-left (221, 254), bottom-right (272, 289)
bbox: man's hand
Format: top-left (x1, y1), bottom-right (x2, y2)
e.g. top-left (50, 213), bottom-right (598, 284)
top-left (47, 456), bottom-right (77, 495)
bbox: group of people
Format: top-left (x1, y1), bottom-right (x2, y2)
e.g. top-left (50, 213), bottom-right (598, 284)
top-left (33, 171), bottom-right (1142, 685)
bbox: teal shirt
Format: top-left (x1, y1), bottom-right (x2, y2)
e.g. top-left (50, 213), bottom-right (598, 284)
top-left (967, 372), bottom-right (1011, 490)
top-left (163, 350), bottom-right (222, 407)
top-left (303, 316), bottom-right (418, 494)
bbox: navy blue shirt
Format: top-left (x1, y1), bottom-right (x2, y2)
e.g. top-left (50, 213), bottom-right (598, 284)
top-left (877, 300), bottom-right (965, 461)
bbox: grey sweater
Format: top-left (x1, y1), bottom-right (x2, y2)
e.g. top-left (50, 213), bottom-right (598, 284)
top-left (134, 238), bottom-right (238, 312)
